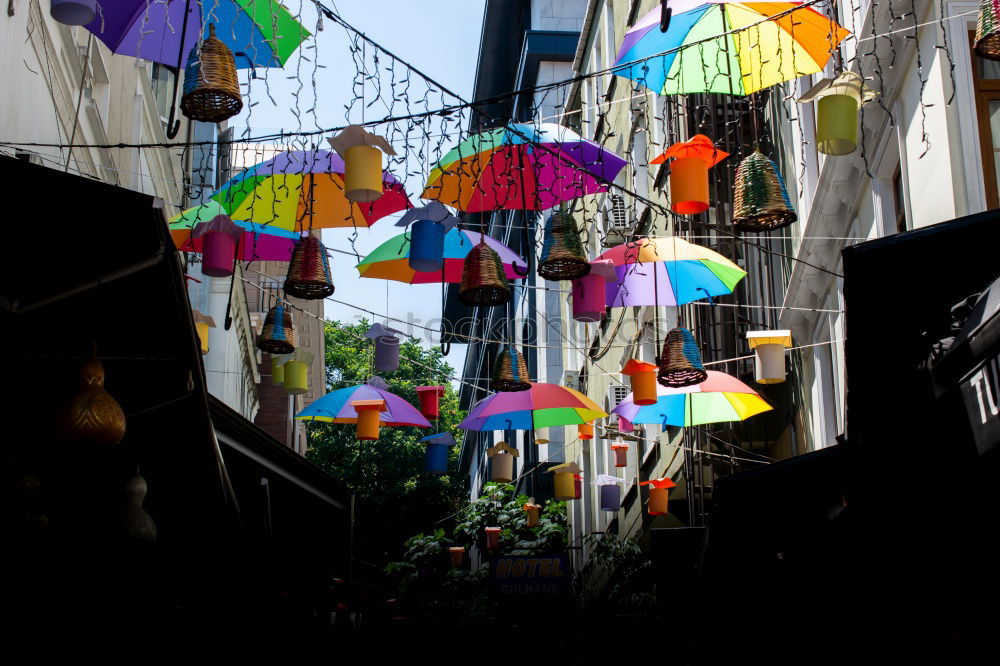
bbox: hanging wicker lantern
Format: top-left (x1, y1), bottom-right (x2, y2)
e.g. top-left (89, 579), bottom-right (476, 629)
top-left (491, 345), bottom-right (531, 392)
top-left (977, 0), bottom-right (1000, 60)
top-left (284, 235), bottom-right (334, 300)
top-left (538, 210), bottom-right (590, 281)
top-left (258, 305), bottom-right (296, 354)
top-left (732, 151), bottom-right (797, 232)
top-left (180, 24), bottom-right (243, 124)
top-left (657, 326), bottom-right (707, 388)
top-left (458, 242), bottom-right (512, 307)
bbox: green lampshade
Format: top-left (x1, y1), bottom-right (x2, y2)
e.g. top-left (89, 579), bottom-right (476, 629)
top-left (816, 94), bottom-right (858, 156)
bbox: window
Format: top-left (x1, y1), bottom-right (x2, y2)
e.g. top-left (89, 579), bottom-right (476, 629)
top-left (971, 30), bottom-right (1000, 209)
top-left (892, 166), bottom-right (908, 233)
top-left (150, 63), bottom-right (175, 122)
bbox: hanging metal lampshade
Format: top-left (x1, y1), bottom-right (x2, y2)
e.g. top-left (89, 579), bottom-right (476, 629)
top-left (657, 326), bottom-right (707, 388)
top-left (285, 235), bottom-right (335, 299)
top-left (977, 0), bottom-right (1000, 60)
top-left (257, 305), bottom-right (296, 354)
top-left (458, 242), bottom-right (512, 307)
top-left (537, 210), bottom-right (590, 281)
top-left (732, 151), bottom-right (797, 232)
top-left (491, 345), bottom-right (531, 392)
top-left (50, 0), bottom-right (96, 26)
top-left (180, 24), bottom-right (243, 124)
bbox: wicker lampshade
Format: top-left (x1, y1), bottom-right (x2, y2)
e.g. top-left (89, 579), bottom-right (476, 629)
top-left (657, 326), bottom-right (707, 388)
top-left (285, 235), bottom-right (334, 299)
top-left (180, 24), bottom-right (243, 124)
top-left (491, 345), bottom-right (531, 392)
top-left (538, 211), bottom-right (590, 281)
top-left (458, 242), bottom-right (512, 307)
top-left (257, 305), bottom-right (296, 354)
top-left (732, 151), bottom-right (797, 232)
top-left (977, 0), bottom-right (1000, 60)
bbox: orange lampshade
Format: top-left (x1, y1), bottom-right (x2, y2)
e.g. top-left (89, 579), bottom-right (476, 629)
top-left (651, 135), bottom-right (729, 216)
top-left (578, 422), bottom-right (594, 440)
top-left (352, 399), bottom-right (386, 440)
top-left (523, 502), bottom-right (541, 527)
top-left (621, 359), bottom-right (658, 406)
top-left (611, 443), bottom-right (628, 468)
top-left (640, 478), bottom-right (677, 516)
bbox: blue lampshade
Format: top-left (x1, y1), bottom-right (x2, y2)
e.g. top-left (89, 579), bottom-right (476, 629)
top-left (409, 219), bottom-right (445, 273)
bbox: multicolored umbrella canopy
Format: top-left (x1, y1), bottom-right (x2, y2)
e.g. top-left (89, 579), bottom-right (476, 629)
top-left (612, 370), bottom-right (772, 426)
top-left (460, 383), bottom-right (607, 431)
top-left (83, 0), bottom-right (310, 68)
top-left (295, 381), bottom-right (431, 427)
top-left (613, 1), bottom-right (849, 96)
top-left (422, 123), bottom-right (627, 212)
top-left (207, 150), bottom-right (411, 231)
top-left (596, 236), bottom-right (746, 307)
top-left (356, 228), bottom-right (527, 284)
top-left (168, 200), bottom-right (299, 261)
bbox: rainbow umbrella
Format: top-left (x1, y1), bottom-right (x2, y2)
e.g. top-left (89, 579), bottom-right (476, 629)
top-left (460, 383), bottom-right (607, 431)
top-left (211, 149), bottom-right (411, 231)
top-left (422, 123), bottom-right (627, 212)
top-left (356, 228), bottom-right (527, 284)
top-left (295, 380), bottom-right (431, 427)
top-left (168, 200), bottom-right (299, 261)
top-left (597, 236), bottom-right (746, 307)
top-left (613, 1), bottom-right (849, 96)
top-left (612, 370), bottom-right (772, 426)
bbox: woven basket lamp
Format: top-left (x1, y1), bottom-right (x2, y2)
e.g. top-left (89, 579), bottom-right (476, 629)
top-left (285, 235), bottom-right (335, 299)
top-left (180, 25), bottom-right (243, 124)
top-left (658, 326), bottom-right (708, 388)
top-left (732, 151), bottom-right (797, 232)
top-left (538, 211), bottom-right (590, 281)
top-left (977, 0), bottom-right (1000, 60)
top-left (458, 241), bottom-right (512, 307)
top-left (491, 345), bottom-right (531, 392)
top-left (258, 305), bottom-right (296, 354)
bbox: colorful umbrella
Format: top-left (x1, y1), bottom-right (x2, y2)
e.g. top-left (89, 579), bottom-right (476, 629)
top-left (612, 370), bottom-right (772, 426)
top-left (459, 383), bottom-right (607, 431)
top-left (211, 150), bottom-right (412, 231)
top-left (422, 123), bottom-right (627, 212)
top-left (613, 1), bottom-right (849, 96)
top-left (356, 228), bottom-right (527, 284)
top-left (168, 200), bottom-right (299, 261)
top-left (596, 236), bottom-right (746, 307)
top-left (295, 380), bottom-right (431, 427)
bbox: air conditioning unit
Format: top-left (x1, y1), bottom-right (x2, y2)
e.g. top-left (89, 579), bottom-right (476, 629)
top-left (562, 369), bottom-right (582, 392)
top-left (607, 384), bottom-right (631, 409)
top-left (607, 194), bottom-right (630, 231)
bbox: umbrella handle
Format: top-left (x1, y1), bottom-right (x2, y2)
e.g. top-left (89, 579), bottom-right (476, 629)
top-left (659, 0), bottom-right (672, 32)
top-left (165, 74), bottom-right (182, 139)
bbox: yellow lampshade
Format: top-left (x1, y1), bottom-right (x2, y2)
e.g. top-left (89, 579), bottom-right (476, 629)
top-left (816, 94), bottom-right (858, 156)
top-left (553, 472), bottom-right (575, 501)
top-left (344, 145), bottom-right (383, 202)
top-left (670, 157), bottom-right (710, 214)
top-left (271, 356), bottom-right (285, 386)
top-left (283, 359), bottom-right (308, 395)
top-left (195, 321), bottom-right (210, 355)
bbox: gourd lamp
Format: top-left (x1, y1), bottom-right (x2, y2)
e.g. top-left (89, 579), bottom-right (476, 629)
top-left (621, 359), bottom-right (658, 405)
top-left (577, 422), bottom-right (594, 440)
top-left (396, 203), bottom-right (461, 273)
top-left (658, 326), bottom-right (707, 388)
top-left (416, 386), bottom-right (446, 419)
top-left (491, 345), bottom-right (531, 392)
top-left (193, 214), bottom-right (242, 277)
top-left (523, 499), bottom-right (542, 527)
top-left (123, 474), bottom-right (157, 544)
top-left (650, 134), bottom-right (729, 214)
top-left (571, 259), bottom-right (616, 323)
top-left (192, 310), bottom-right (216, 355)
top-left (546, 462), bottom-right (583, 501)
top-left (746, 330), bottom-right (792, 384)
top-left (487, 441), bottom-right (519, 483)
top-left (797, 71), bottom-right (878, 156)
top-left (58, 354), bottom-right (126, 449)
top-left (421, 432), bottom-right (455, 475)
top-left (449, 546), bottom-right (465, 568)
top-left (977, 0), bottom-right (1000, 60)
top-left (640, 478), bottom-right (677, 516)
top-left (611, 441), bottom-right (628, 468)
top-left (282, 349), bottom-right (313, 396)
top-left (258, 305), bottom-right (296, 354)
top-left (351, 399), bottom-right (387, 440)
top-left (459, 242), bottom-right (512, 307)
top-left (594, 474), bottom-right (626, 512)
top-left (285, 235), bottom-right (335, 299)
top-left (538, 210), bottom-right (590, 281)
top-left (328, 125), bottom-right (397, 203)
top-left (485, 526), bottom-right (501, 551)
top-left (180, 25), bottom-right (243, 124)
top-left (50, 0), bottom-right (96, 26)
top-left (732, 151), bottom-right (797, 232)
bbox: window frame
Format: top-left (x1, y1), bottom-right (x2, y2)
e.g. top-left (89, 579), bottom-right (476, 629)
top-left (971, 29), bottom-right (1000, 210)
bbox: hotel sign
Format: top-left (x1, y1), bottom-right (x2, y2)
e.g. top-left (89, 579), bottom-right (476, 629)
top-left (961, 350), bottom-right (1000, 455)
top-left (489, 555), bottom-right (570, 597)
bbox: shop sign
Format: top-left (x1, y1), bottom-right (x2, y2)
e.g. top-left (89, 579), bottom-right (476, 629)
top-left (961, 351), bottom-right (1000, 455)
top-left (489, 554), bottom-right (569, 597)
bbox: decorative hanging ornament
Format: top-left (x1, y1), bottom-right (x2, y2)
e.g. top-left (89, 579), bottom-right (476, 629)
top-left (571, 259), bottom-right (616, 323)
top-left (366, 323), bottom-right (406, 373)
top-left (58, 354), bottom-right (126, 448)
top-left (180, 25), bottom-right (243, 124)
top-left (416, 386), bottom-right (446, 419)
top-left (491, 345), bottom-right (531, 392)
top-left (458, 242), bottom-right (512, 307)
top-left (327, 125), bottom-right (397, 202)
top-left (621, 359), bottom-right (658, 405)
top-left (282, 349), bottom-right (313, 396)
top-left (122, 474), bottom-right (157, 544)
top-left (484, 526), bottom-right (501, 550)
top-left (50, 0), bottom-right (96, 26)
top-left (270, 353), bottom-right (290, 386)
top-left (421, 432), bottom-right (456, 474)
top-left (546, 462), bottom-right (583, 501)
top-left (746, 330), bottom-right (792, 385)
top-left (797, 71), bottom-right (878, 156)
top-left (976, 0), bottom-right (1000, 60)
top-left (577, 422), bottom-right (594, 440)
top-left (396, 203), bottom-right (461, 273)
top-left (594, 474), bottom-right (626, 512)
top-left (658, 326), bottom-right (708, 388)
top-left (351, 399), bottom-right (387, 440)
top-left (192, 214), bottom-right (242, 277)
top-left (611, 441), bottom-right (629, 468)
top-left (192, 310), bottom-right (216, 355)
top-left (487, 441), bottom-right (519, 483)
top-left (650, 134), bottom-right (729, 214)
top-left (523, 499), bottom-right (542, 527)
top-left (732, 151), bottom-right (797, 232)
top-left (640, 478), bottom-right (677, 516)
top-left (538, 210), bottom-right (590, 281)
top-left (449, 546), bottom-right (465, 568)
top-left (285, 235), bottom-right (335, 300)
top-left (258, 305), bottom-right (296, 354)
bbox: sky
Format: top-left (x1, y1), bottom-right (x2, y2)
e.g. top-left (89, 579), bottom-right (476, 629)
top-left (230, 0), bottom-right (486, 367)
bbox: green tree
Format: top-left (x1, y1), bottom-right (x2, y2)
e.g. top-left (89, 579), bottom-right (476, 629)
top-left (305, 319), bottom-right (467, 566)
